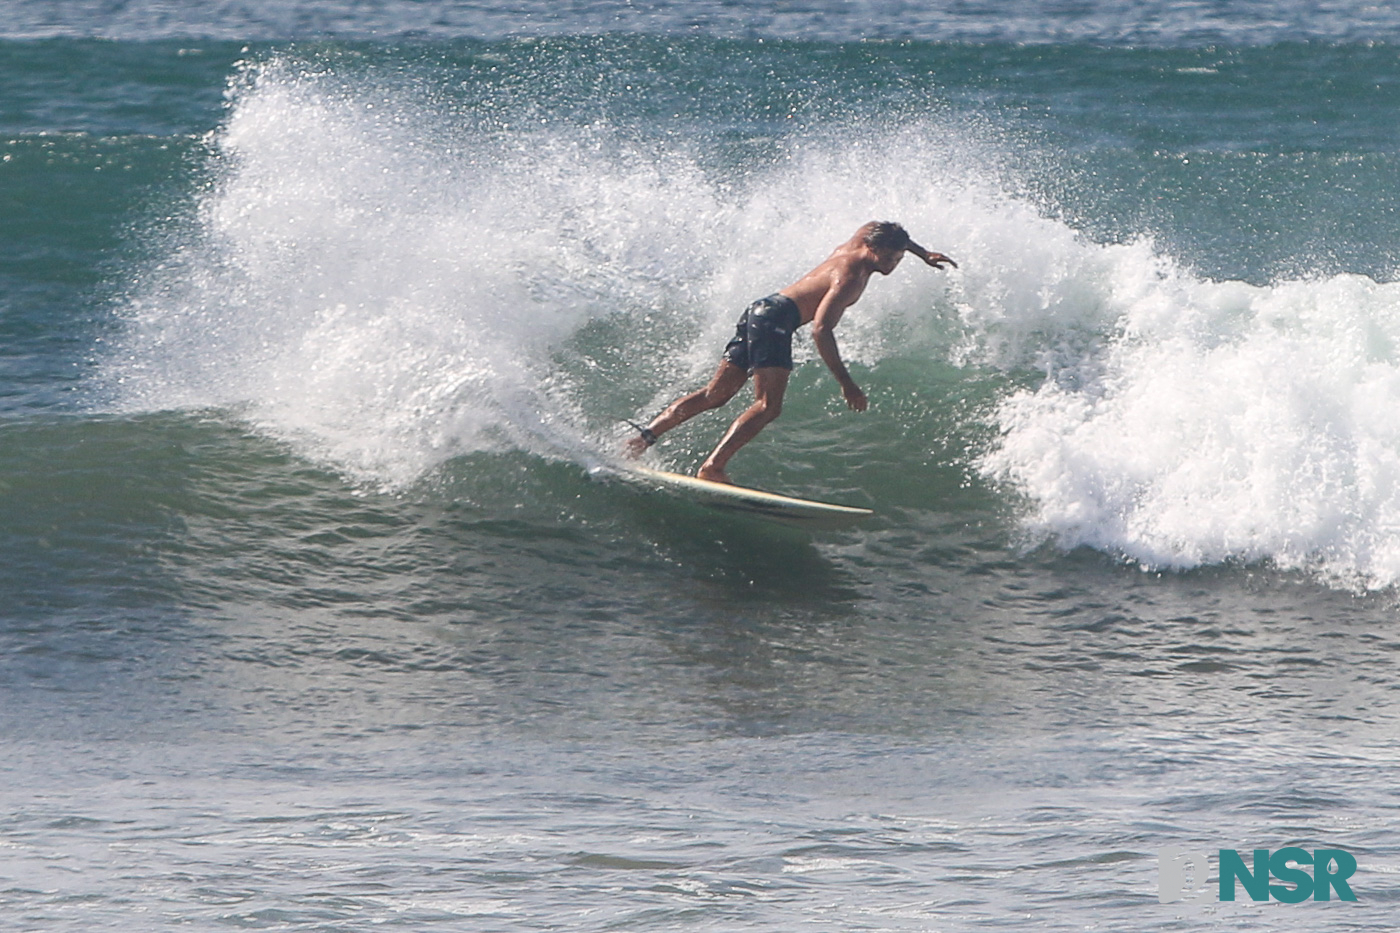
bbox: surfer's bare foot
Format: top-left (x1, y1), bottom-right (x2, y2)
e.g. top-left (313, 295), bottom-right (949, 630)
top-left (696, 464), bottom-right (732, 484)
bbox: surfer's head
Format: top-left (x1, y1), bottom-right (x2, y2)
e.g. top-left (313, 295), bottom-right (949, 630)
top-left (862, 221), bottom-right (911, 252)
top-left (861, 221), bottom-right (911, 274)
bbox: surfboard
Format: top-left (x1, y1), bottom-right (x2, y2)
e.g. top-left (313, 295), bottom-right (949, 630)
top-left (622, 465), bottom-right (873, 529)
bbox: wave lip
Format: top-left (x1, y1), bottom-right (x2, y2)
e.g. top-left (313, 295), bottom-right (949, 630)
top-left (101, 58), bottom-right (618, 487)
top-left (981, 270), bottom-right (1400, 589)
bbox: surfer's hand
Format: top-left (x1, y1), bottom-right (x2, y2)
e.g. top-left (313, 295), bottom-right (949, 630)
top-left (920, 250), bottom-right (957, 269)
top-left (843, 384), bottom-right (868, 412)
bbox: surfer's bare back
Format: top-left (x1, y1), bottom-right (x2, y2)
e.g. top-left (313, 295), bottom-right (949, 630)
top-left (625, 221), bottom-right (956, 484)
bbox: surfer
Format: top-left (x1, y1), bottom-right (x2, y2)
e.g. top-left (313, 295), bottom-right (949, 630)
top-left (624, 221), bottom-right (956, 484)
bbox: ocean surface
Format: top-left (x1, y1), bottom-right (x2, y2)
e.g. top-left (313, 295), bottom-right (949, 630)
top-left (4, 2), bottom-right (1400, 930)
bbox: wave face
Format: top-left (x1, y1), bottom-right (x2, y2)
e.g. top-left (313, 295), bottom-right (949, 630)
top-left (89, 41), bottom-right (1400, 587)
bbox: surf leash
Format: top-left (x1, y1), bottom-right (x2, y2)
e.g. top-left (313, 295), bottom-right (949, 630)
top-left (624, 419), bottom-right (657, 448)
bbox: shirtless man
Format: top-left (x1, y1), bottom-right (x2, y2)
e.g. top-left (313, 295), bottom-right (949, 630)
top-left (624, 221), bottom-right (956, 484)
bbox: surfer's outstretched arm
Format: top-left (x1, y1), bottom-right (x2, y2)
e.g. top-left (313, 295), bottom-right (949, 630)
top-left (908, 240), bottom-right (957, 269)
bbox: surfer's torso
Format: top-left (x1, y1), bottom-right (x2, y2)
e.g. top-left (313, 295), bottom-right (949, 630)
top-left (778, 239), bottom-right (887, 325)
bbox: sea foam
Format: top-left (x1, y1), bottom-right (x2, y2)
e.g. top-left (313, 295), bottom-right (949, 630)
top-left (978, 257), bottom-right (1400, 589)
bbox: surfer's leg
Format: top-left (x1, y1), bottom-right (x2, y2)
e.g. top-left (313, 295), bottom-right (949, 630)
top-left (624, 361), bottom-right (749, 457)
top-left (697, 366), bottom-right (789, 484)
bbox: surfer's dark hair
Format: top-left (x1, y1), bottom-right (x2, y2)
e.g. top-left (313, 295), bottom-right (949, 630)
top-left (862, 221), bottom-right (912, 253)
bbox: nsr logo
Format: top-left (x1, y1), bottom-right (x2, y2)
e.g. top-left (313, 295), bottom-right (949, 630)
top-left (1159, 847), bottom-right (1358, 903)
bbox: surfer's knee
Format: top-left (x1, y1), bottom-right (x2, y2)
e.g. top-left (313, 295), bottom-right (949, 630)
top-left (752, 395), bottom-right (782, 422)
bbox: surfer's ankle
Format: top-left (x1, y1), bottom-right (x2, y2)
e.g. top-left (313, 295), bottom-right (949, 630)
top-left (696, 463), bottom-right (731, 484)
top-left (623, 421), bottom-right (658, 458)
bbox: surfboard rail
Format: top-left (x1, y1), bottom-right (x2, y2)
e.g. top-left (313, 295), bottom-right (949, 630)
top-left (620, 465), bottom-right (873, 529)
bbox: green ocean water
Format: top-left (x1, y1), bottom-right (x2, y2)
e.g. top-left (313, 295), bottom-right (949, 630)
top-left (5, 21), bottom-right (1400, 931)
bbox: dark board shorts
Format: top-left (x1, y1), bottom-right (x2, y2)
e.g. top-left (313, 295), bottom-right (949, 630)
top-left (721, 294), bottom-right (802, 372)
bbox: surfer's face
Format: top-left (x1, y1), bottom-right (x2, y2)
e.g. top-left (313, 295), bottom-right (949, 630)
top-left (873, 247), bottom-right (904, 275)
